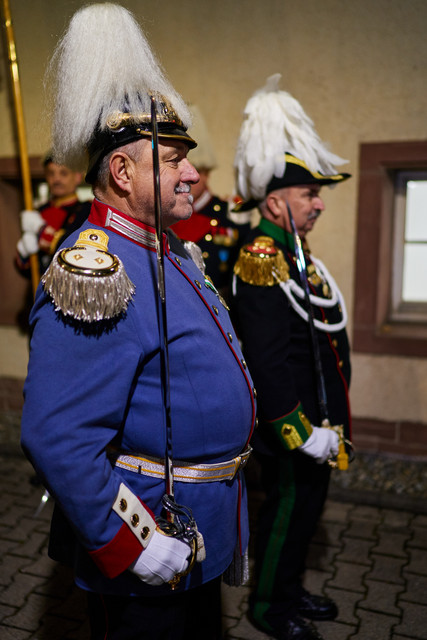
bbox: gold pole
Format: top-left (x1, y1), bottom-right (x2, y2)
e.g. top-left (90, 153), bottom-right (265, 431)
top-left (2, 0), bottom-right (40, 296)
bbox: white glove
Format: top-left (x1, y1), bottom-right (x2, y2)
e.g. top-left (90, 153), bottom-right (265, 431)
top-left (21, 210), bottom-right (45, 234)
top-left (130, 529), bottom-right (191, 586)
top-left (299, 426), bottom-right (339, 464)
top-left (17, 231), bottom-right (39, 258)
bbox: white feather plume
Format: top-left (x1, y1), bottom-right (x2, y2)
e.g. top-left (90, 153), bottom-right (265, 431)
top-left (234, 74), bottom-right (347, 201)
top-left (46, 3), bottom-right (192, 171)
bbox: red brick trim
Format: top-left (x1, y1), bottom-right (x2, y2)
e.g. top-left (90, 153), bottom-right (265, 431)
top-left (353, 416), bottom-right (427, 458)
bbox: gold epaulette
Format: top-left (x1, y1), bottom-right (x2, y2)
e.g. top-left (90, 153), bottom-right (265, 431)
top-left (234, 236), bottom-right (289, 286)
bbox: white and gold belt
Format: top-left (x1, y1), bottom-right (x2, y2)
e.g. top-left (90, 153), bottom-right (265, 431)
top-left (109, 446), bottom-right (252, 483)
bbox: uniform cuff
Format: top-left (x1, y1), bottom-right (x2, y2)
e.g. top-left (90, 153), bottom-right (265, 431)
top-left (88, 522), bottom-right (143, 578)
top-left (89, 484), bottom-right (157, 579)
top-left (268, 403), bottom-right (313, 450)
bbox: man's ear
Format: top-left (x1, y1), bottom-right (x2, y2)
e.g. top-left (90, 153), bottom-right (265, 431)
top-left (109, 152), bottom-right (133, 193)
top-left (265, 191), bottom-right (285, 219)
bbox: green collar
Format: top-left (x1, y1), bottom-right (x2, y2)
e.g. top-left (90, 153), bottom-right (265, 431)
top-left (259, 218), bottom-right (294, 251)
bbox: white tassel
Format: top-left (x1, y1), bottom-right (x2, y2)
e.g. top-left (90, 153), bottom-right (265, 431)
top-left (235, 74), bottom-right (348, 202)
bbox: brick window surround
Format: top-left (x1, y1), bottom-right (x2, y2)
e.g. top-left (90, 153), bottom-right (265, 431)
top-left (353, 140), bottom-right (427, 358)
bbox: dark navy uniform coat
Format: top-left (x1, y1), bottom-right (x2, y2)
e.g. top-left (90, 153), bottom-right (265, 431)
top-left (21, 199), bottom-right (256, 596)
top-left (231, 217), bottom-right (351, 628)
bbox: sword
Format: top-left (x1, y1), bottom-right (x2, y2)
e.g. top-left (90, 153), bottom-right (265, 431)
top-left (285, 201), bottom-right (353, 470)
top-left (150, 97), bottom-right (199, 585)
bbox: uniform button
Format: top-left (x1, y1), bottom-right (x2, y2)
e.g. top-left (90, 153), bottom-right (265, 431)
top-left (227, 332), bottom-right (233, 342)
top-left (213, 204), bottom-right (221, 212)
top-left (195, 280), bottom-right (202, 289)
top-left (339, 360), bottom-right (343, 368)
top-left (210, 218), bottom-right (218, 226)
top-left (332, 339), bottom-right (338, 347)
top-left (324, 319), bottom-right (329, 324)
top-left (241, 359), bottom-right (247, 369)
top-left (253, 388), bottom-right (257, 398)
top-left (202, 251), bottom-right (209, 259)
top-left (212, 305), bottom-right (219, 315)
top-left (119, 499), bottom-right (127, 512)
top-left (255, 417), bottom-right (259, 428)
top-left (131, 514), bottom-right (140, 527)
top-left (141, 526), bottom-right (150, 540)
top-left (205, 234), bottom-right (213, 242)
top-left (175, 257), bottom-right (182, 266)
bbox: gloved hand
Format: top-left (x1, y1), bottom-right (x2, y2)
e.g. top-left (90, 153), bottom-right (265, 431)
top-left (299, 426), bottom-right (339, 464)
top-left (130, 529), bottom-right (191, 586)
top-left (16, 231), bottom-right (39, 258)
top-left (20, 210), bottom-right (45, 234)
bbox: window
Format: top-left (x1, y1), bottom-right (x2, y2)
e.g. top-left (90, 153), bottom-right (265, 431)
top-left (391, 172), bottom-right (427, 322)
top-left (353, 141), bottom-right (427, 357)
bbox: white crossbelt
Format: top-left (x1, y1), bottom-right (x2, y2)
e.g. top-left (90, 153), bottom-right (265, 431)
top-left (110, 446), bottom-right (252, 483)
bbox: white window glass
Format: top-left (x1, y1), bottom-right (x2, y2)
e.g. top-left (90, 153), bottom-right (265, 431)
top-left (402, 244), bottom-right (427, 302)
top-left (406, 181), bottom-right (427, 241)
top-left (392, 172), bottom-right (427, 320)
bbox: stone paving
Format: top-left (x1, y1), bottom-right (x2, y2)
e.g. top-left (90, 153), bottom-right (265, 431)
top-left (1, 451), bottom-right (427, 639)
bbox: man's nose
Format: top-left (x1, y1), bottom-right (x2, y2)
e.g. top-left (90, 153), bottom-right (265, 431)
top-left (182, 159), bottom-right (199, 184)
top-left (314, 196), bottom-right (325, 211)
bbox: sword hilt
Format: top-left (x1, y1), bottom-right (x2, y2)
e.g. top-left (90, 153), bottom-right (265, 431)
top-left (321, 419), bottom-right (354, 471)
top-left (156, 493), bottom-right (203, 589)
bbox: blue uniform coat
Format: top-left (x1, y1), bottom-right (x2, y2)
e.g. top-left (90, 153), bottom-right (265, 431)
top-left (21, 199), bottom-right (256, 596)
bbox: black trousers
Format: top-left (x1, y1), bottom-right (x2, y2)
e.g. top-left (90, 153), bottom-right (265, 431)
top-left (86, 577), bottom-right (223, 640)
top-left (251, 451), bottom-right (330, 630)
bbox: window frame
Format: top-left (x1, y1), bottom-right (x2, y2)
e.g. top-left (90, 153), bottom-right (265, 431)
top-left (353, 140), bottom-right (427, 358)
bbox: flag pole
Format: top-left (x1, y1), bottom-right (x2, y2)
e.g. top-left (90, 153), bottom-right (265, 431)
top-left (2, 0), bottom-right (40, 295)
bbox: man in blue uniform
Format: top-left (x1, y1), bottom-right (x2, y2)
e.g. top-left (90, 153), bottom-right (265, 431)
top-left (232, 75), bottom-right (352, 640)
top-left (20, 5), bottom-right (255, 639)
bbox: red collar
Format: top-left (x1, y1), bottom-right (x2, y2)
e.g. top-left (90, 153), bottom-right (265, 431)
top-left (89, 199), bottom-right (168, 251)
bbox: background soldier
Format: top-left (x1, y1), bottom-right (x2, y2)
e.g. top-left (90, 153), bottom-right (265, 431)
top-left (21, 5), bottom-right (256, 639)
top-left (232, 74), bottom-right (352, 640)
top-left (15, 154), bottom-right (91, 336)
top-left (16, 154), bottom-right (91, 275)
top-left (172, 105), bottom-right (250, 298)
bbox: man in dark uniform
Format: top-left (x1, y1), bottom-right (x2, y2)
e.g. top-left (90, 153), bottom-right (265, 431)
top-left (232, 75), bottom-right (352, 640)
top-left (16, 155), bottom-right (91, 275)
top-left (20, 5), bottom-right (256, 639)
top-left (172, 106), bottom-right (250, 297)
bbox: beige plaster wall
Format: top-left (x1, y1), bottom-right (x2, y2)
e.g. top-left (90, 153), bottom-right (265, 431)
top-left (1, 0), bottom-right (427, 423)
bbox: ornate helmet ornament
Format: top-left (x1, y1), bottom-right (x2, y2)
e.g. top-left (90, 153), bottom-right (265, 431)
top-left (86, 95), bottom-right (197, 184)
top-left (47, 3), bottom-right (196, 184)
top-left (234, 74), bottom-right (350, 211)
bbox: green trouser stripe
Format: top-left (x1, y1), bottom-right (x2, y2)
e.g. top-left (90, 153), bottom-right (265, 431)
top-left (252, 457), bottom-right (295, 630)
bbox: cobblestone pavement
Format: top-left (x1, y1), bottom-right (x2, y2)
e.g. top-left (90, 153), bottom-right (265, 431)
top-left (1, 451), bottom-right (426, 639)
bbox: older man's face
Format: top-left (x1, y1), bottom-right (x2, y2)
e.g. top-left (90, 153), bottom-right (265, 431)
top-left (279, 184), bottom-right (325, 239)
top-left (130, 139), bottom-right (199, 228)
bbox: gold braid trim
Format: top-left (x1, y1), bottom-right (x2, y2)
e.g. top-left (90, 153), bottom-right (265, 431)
top-left (234, 236), bottom-right (289, 286)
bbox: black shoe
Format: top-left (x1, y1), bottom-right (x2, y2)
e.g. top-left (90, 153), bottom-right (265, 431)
top-left (248, 612), bottom-right (324, 640)
top-left (297, 590), bottom-right (338, 621)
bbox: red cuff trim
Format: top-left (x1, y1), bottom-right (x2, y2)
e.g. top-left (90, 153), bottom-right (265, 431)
top-left (89, 523), bottom-right (142, 579)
